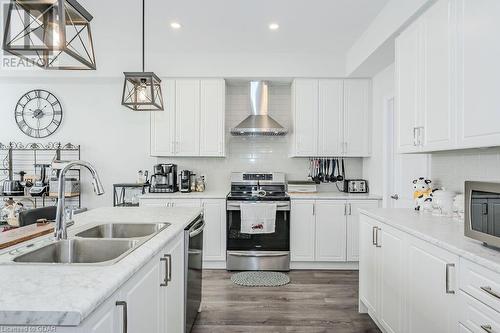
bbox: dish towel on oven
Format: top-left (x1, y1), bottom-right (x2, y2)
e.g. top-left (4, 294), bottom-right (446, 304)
top-left (240, 202), bottom-right (277, 234)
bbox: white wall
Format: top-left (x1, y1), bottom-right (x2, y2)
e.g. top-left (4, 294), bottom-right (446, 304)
top-left (362, 63), bottom-right (395, 195)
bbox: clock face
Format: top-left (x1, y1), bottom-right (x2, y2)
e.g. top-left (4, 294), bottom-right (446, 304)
top-left (15, 89), bottom-right (63, 138)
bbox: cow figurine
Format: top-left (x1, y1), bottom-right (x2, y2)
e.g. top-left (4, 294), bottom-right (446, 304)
top-left (413, 177), bottom-right (435, 211)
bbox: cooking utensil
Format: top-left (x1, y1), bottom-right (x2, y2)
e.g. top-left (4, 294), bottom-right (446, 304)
top-left (337, 158), bottom-right (345, 182)
top-left (318, 159), bottom-right (324, 183)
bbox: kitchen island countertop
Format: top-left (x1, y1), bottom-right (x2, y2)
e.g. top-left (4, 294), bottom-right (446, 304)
top-left (0, 206), bottom-right (202, 326)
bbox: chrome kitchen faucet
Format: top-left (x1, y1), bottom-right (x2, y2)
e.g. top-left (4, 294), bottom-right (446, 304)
top-left (54, 161), bottom-right (104, 240)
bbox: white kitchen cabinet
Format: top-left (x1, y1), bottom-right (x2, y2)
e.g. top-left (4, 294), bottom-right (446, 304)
top-left (151, 79), bottom-right (176, 156)
top-left (290, 200), bottom-right (316, 261)
top-left (359, 215), bottom-right (379, 316)
top-left (343, 80), bottom-right (371, 156)
top-left (120, 255), bottom-right (162, 333)
top-left (395, 17), bottom-right (423, 153)
top-left (315, 200), bottom-right (347, 262)
top-left (291, 79), bottom-right (371, 157)
top-left (318, 80), bottom-right (343, 156)
top-left (406, 236), bottom-right (459, 333)
top-left (200, 79), bottom-right (226, 156)
top-left (347, 201), bottom-right (379, 262)
top-left (170, 199), bottom-right (202, 208)
top-left (160, 233), bottom-right (185, 333)
top-left (77, 293), bottom-right (120, 333)
top-left (421, 0), bottom-right (455, 151)
top-left (202, 199), bottom-right (226, 262)
top-left (175, 79), bottom-right (201, 156)
top-left (457, 0), bottom-right (500, 149)
top-left (151, 79), bottom-right (225, 157)
top-left (291, 79), bottom-right (319, 156)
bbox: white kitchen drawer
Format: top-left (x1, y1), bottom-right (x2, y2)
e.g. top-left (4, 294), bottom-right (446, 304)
top-left (139, 198), bottom-right (170, 207)
top-left (459, 291), bottom-right (500, 333)
top-left (460, 258), bottom-right (500, 313)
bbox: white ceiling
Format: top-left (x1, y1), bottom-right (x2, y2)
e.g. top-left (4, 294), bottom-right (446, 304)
top-left (146, 0), bottom-right (390, 55)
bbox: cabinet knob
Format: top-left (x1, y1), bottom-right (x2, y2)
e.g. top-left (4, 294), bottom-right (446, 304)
top-left (390, 194), bottom-right (399, 200)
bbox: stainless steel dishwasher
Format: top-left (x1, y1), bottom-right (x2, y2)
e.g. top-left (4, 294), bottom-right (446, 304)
top-left (184, 214), bottom-right (205, 333)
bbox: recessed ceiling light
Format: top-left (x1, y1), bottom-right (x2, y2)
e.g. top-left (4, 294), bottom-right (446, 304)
top-left (170, 22), bottom-right (182, 29)
top-left (269, 23), bottom-right (279, 30)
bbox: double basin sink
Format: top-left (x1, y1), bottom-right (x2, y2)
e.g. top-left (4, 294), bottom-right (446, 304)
top-left (13, 223), bottom-right (170, 265)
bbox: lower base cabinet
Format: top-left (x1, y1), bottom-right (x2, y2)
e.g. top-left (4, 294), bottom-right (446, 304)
top-left (77, 233), bottom-right (185, 333)
top-left (359, 214), bottom-right (459, 333)
top-left (291, 199), bottom-right (380, 263)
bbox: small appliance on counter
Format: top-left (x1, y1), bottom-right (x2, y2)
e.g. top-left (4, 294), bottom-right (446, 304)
top-left (150, 164), bottom-right (178, 193)
top-left (344, 179), bottom-right (368, 193)
top-left (287, 180), bottom-right (317, 193)
top-left (30, 164), bottom-right (50, 197)
top-left (180, 170), bottom-right (192, 193)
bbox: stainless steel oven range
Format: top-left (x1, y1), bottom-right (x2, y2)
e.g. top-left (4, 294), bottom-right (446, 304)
top-left (226, 172), bottom-right (290, 271)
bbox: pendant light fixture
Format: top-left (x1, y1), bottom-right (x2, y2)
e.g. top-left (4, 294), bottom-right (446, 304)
top-left (2, 0), bottom-right (96, 70)
top-left (121, 0), bottom-right (164, 111)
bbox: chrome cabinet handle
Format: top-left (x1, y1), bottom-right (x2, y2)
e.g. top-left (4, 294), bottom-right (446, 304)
top-left (445, 263), bottom-right (455, 294)
top-left (413, 127), bottom-right (418, 146)
top-left (165, 254), bottom-right (172, 282)
top-left (481, 286), bottom-right (500, 300)
top-left (349, 203), bottom-right (352, 215)
top-left (160, 255), bottom-right (171, 287)
top-left (344, 203), bottom-right (347, 216)
top-left (375, 227), bottom-right (382, 248)
top-left (481, 325), bottom-right (493, 333)
top-left (372, 226), bottom-right (377, 246)
top-left (116, 301), bottom-right (128, 333)
top-left (312, 203), bottom-right (315, 216)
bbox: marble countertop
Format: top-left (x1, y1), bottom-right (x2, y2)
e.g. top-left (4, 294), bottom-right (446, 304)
top-left (360, 208), bottom-right (500, 274)
top-left (140, 190), bottom-right (228, 199)
top-left (0, 206), bottom-right (202, 326)
top-left (289, 192), bottom-right (382, 200)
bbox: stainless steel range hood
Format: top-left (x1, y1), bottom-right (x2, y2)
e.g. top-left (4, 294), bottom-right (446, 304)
top-left (230, 81), bottom-right (288, 136)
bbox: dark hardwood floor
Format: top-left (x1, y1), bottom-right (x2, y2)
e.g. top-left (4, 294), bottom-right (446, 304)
top-left (192, 270), bottom-right (381, 333)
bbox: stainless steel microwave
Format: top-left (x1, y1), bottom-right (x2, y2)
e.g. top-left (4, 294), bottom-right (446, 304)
top-left (465, 181), bottom-right (500, 249)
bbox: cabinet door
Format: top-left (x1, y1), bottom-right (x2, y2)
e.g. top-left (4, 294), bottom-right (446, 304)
top-left (78, 295), bottom-right (120, 333)
top-left (200, 79), bottom-right (225, 157)
top-left (292, 79), bottom-right (318, 156)
top-left (422, 0), bottom-right (455, 151)
top-left (318, 80), bottom-right (343, 156)
top-left (458, 0), bottom-right (500, 148)
top-left (290, 200), bottom-right (315, 261)
top-left (160, 234), bottom-right (185, 333)
top-left (396, 20), bottom-right (421, 153)
top-left (346, 201), bottom-right (379, 262)
top-left (202, 199), bottom-right (226, 262)
top-left (359, 215), bottom-right (378, 316)
top-left (314, 200), bottom-right (346, 262)
top-left (151, 79), bottom-right (176, 156)
top-left (406, 237), bottom-right (459, 333)
top-left (378, 225), bottom-right (405, 333)
top-left (343, 80), bottom-right (371, 157)
top-left (120, 258), bottom-right (161, 333)
top-left (175, 79), bottom-right (200, 156)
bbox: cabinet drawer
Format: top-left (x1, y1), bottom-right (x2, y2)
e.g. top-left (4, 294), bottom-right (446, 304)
top-left (139, 199), bottom-right (170, 207)
top-left (459, 291), bottom-right (500, 333)
top-left (460, 258), bottom-right (500, 313)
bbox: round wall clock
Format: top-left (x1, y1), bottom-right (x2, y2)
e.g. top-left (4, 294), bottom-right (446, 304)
top-left (15, 89), bottom-right (63, 138)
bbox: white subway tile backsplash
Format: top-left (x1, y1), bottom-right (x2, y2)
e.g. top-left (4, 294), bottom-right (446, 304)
top-left (431, 147), bottom-right (500, 193)
top-left (158, 83), bottom-right (363, 192)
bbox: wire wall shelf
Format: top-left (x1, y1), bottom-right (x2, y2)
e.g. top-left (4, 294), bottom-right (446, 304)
top-left (0, 142), bottom-right (81, 210)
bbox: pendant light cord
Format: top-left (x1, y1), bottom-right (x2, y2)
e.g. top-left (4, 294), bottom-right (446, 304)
top-left (142, 0), bottom-right (145, 72)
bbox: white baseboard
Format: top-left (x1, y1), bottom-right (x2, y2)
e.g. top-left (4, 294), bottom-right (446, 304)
top-left (203, 261), bottom-right (226, 269)
top-left (290, 261), bottom-right (359, 270)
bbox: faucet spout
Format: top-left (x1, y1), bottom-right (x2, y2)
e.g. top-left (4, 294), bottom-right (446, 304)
top-left (54, 160), bottom-right (104, 241)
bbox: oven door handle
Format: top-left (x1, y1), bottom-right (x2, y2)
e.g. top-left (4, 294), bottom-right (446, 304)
top-left (228, 251), bottom-right (289, 258)
top-left (227, 202), bottom-right (290, 210)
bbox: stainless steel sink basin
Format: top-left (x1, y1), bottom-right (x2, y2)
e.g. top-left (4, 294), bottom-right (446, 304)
top-left (13, 239), bottom-right (138, 264)
top-left (74, 223), bottom-right (170, 239)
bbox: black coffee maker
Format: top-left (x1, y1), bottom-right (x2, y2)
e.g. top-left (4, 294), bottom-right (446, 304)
top-left (179, 170), bottom-right (192, 193)
top-left (150, 164), bottom-right (178, 193)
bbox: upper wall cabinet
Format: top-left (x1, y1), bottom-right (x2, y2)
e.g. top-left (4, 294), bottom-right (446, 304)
top-left (396, 0), bottom-right (500, 153)
top-left (290, 79), bottom-right (372, 157)
top-left (151, 79), bottom-right (226, 157)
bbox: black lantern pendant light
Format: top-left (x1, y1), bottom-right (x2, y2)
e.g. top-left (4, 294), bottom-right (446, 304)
top-left (121, 0), bottom-right (163, 111)
top-left (2, 0), bottom-right (96, 70)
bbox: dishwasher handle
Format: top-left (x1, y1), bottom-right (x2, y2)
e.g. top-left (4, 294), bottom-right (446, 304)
top-left (189, 219), bottom-right (205, 238)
